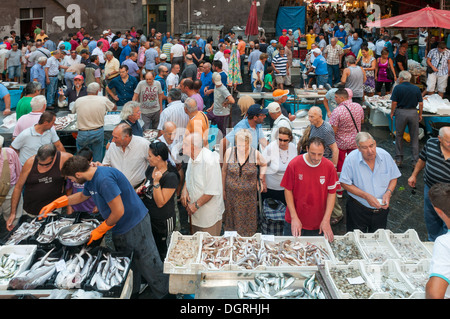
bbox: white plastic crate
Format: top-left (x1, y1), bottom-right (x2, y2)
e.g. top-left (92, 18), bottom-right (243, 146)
top-left (328, 232), bottom-right (368, 264)
top-left (354, 229), bottom-right (402, 264)
top-left (324, 260), bottom-right (383, 299)
top-left (261, 236), bottom-right (335, 272)
top-left (229, 234), bottom-right (266, 271)
top-left (164, 231), bottom-right (202, 275)
top-left (361, 260), bottom-right (417, 299)
top-left (385, 229), bottom-right (432, 263)
top-left (394, 259), bottom-right (431, 293)
top-left (198, 232), bottom-right (233, 271)
top-left (0, 245), bottom-right (37, 290)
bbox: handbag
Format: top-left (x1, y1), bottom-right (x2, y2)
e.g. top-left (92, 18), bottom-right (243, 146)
top-left (427, 53), bottom-right (443, 74)
top-left (386, 59), bottom-right (395, 81)
top-left (262, 198), bottom-right (286, 222)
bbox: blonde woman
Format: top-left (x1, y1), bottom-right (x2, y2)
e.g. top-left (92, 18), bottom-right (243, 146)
top-left (222, 129), bottom-right (267, 236)
top-left (237, 95), bottom-right (255, 119)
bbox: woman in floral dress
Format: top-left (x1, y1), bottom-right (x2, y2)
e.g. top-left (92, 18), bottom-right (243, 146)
top-left (360, 44), bottom-right (376, 97)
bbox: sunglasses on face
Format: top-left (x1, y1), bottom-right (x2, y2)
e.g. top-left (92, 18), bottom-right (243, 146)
top-left (278, 138), bottom-right (290, 142)
top-left (38, 159), bottom-right (54, 167)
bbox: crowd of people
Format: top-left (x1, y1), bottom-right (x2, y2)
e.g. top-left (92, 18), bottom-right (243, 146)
top-left (0, 7), bottom-right (449, 298)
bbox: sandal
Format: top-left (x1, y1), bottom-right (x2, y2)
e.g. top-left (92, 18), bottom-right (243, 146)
top-left (330, 215), bottom-right (343, 225)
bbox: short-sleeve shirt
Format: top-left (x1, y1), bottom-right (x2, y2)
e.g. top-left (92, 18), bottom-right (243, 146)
top-left (429, 231), bottom-right (450, 299)
top-left (144, 48), bottom-right (159, 70)
top-left (390, 82), bottom-right (423, 110)
top-left (329, 100), bottom-right (364, 150)
top-left (419, 138), bottom-right (450, 188)
top-left (107, 76), bottom-right (138, 107)
top-left (324, 45), bottom-right (343, 66)
top-left (6, 50), bottom-right (22, 67)
top-left (427, 48), bottom-right (450, 76)
top-left (339, 148), bottom-right (401, 209)
top-left (280, 154), bottom-right (338, 230)
top-left (82, 166), bottom-right (148, 235)
top-left (312, 55), bottom-right (328, 75)
top-left (133, 80), bottom-right (163, 114)
top-left (166, 73), bottom-right (179, 89)
top-left (122, 59), bottom-right (140, 78)
top-left (309, 121), bottom-right (336, 160)
top-left (15, 97), bottom-right (33, 120)
top-left (11, 125), bottom-right (60, 165)
top-left (272, 54), bottom-right (288, 76)
top-left (212, 84), bottom-right (231, 116)
top-left (226, 118), bottom-right (264, 150)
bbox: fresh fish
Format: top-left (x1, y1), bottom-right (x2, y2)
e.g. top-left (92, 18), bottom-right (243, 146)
top-left (54, 248), bottom-right (97, 289)
top-left (5, 219), bottom-right (43, 245)
top-left (89, 253), bottom-right (130, 292)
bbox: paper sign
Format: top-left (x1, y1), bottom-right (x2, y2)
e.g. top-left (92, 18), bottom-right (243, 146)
top-left (347, 276), bottom-right (366, 285)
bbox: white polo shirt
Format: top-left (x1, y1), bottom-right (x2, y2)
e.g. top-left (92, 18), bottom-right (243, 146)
top-left (185, 147), bottom-right (224, 228)
top-left (170, 44), bottom-right (185, 58)
top-left (102, 135), bottom-right (150, 187)
top-left (429, 231), bottom-right (450, 298)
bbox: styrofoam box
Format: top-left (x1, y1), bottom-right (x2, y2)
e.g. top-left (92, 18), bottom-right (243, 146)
top-left (360, 260), bottom-right (417, 299)
top-left (385, 229), bottom-right (432, 263)
top-left (0, 245), bottom-right (37, 290)
top-left (328, 232), bottom-right (368, 265)
top-left (324, 260), bottom-right (388, 299)
top-left (354, 229), bottom-right (402, 264)
top-left (164, 232), bottom-right (202, 275)
top-left (393, 259), bottom-right (431, 293)
top-left (262, 236), bottom-right (336, 272)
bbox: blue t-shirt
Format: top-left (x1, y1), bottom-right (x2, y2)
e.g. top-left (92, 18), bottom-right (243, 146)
top-left (334, 30), bottom-right (347, 42)
top-left (200, 71), bottom-right (213, 98)
top-left (107, 76), bottom-right (138, 106)
top-left (120, 45), bottom-right (132, 64)
top-left (390, 82), bottom-right (423, 110)
top-left (312, 55), bottom-right (328, 75)
top-left (225, 118), bottom-right (264, 150)
top-left (82, 166), bottom-right (148, 235)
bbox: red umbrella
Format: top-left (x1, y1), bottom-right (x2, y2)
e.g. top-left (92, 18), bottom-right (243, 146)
top-left (367, 6), bottom-right (450, 29)
top-left (245, 0), bottom-right (259, 36)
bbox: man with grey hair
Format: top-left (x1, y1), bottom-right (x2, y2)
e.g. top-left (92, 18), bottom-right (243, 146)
top-left (340, 132), bottom-right (401, 233)
top-left (72, 82), bottom-right (116, 162)
top-left (181, 132), bottom-right (224, 236)
top-left (15, 81), bottom-right (42, 120)
top-left (119, 101), bottom-right (143, 137)
top-left (180, 54), bottom-right (197, 82)
top-left (44, 50), bottom-right (62, 108)
top-left (132, 71), bottom-right (163, 130)
top-left (13, 95), bottom-right (47, 139)
top-left (30, 56), bottom-right (47, 94)
top-left (390, 70), bottom-right (423, 168)
top-left (184, 97), bottom-right (209, 146)
top-left (341, 55), bottom-right (366, 104)
top-left (157, 88), bottom-right (189, 145)
top-left (408, 126), bottom-right (450, 241)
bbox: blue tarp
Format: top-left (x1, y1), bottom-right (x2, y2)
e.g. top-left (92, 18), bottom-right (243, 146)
top-left (275, 6), bottom-right (306, 37)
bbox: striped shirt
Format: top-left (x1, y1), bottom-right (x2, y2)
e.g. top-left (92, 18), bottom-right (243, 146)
top-left (272, 54), bottom-right (288, 76)
top-left (419, 138), bottom-right (450, 187)
top-left (309, 120), bottom-right (336, 160)
top-left (162, 43), bottom-right (173, 61)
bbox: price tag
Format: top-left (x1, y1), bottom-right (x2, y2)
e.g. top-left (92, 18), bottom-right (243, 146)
top-left (347, 276), bottom-right (366, 285)
top-left (223, 231), bottom-right (238, 238)
top-left (55, 259), bottom-right (66, 272)
top-left (261, 235), bottom-right (275, 242)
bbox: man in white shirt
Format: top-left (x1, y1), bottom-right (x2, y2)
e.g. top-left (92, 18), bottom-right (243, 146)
top-left (157, 88), bottom-right (189, 146)
top-left (166, 63), bottom-right (180, 91)
top-left (170, 39), bottom-right (185, 70)
top-left (181, 132), bottom-right (224, 236)
top-left (102, 122), bottom-right (150, 188)
top-left (45, 50), bottom-right (62, 108)
top-left (62, 50), bottom-right (82, 89)
top-left (266, 102), bottom-right (292, 142)
top-left (418, 27), bottom-right (428, 62)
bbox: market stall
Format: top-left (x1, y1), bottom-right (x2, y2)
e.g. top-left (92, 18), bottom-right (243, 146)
top-left (0, 212), bottom-right (133, 299)
top-left (0, 82), bottom-right (24, 111)
top-left (164, 229), bottom-right (433, 299)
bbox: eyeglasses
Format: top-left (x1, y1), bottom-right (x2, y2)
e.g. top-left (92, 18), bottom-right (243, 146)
top-left (37, 159), bottom-right (54, 167)
top-left (278, 138), bottom-right (290, 142)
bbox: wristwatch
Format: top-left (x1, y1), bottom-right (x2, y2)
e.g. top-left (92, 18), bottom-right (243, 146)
top-left (194, 201), bottom-right (200, 209)
top-left (154, 183), bottom-right (160, 189)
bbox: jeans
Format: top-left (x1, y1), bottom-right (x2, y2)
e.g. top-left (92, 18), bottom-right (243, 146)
top-left (7, 65), bottom-right (21, 79)
top-left (113, 214), bottom-right (169, 298)
top-left (418, 46), bottom-right (426, 62)
top-left (64, 72), bottom-right (76, 89)
top-left (76, 128), bottom-right (105, 162)
top-left (316, 74), bottom-right (329, 88)
top-left (327, 64), bottom-right (340, 86)
top-left (424, 184), bottom-right (448, 241)
top-left (46, 76), bottom-right (59, 106)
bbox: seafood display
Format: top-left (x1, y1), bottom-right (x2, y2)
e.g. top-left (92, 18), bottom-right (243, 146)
top-left (364, 265), bottom-right (412, 299)
top-left (0, 254), bottom-right (25, 283)
top-left (166, 236), bottom-right (199, 267)
top-left (8, 248), bottom-right (58, 290)
top-left (55, 248), bottom-right (97, 289)
top-left (5, 220), bottom-right (43, 245)
top-left (201, 236), bottom-right (232, 270)
top-left (355, 231), bottom-right (400, 264)
top-left (387, 231), bottom-right (432, 263)
top-left (36, 218), bottom-right (75, 244)
top-left (329, 237), bottom-right (365, 264)
top-left (54, 114), bottom-right (76, 130)
top-left (329, 267), bottom-right (374, 299)
top-left (89, 253), bottom-right (131, 291)
top-left (237, 272), bottom-right (326, 299)
top-left (57, 223), bottom-right (95, 246)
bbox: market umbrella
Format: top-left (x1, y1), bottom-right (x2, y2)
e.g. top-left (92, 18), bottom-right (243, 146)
top-left (366, 6), bottom-right (450, 29)
top-left (245, 0), bottom-right (259, 36)
top-left (227, 43), bottom-right (243, 90)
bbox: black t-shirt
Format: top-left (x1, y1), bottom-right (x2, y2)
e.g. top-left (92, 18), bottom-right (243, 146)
top-left (142, 166), bottom-right (179, 221)
top-left (395, 54), bottom-right (408, 75)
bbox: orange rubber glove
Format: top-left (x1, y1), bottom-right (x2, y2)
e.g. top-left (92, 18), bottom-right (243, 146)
top-left (38, 196), bottom-right (69, 220)
top-left (87, 221), bottom-right (115, 245)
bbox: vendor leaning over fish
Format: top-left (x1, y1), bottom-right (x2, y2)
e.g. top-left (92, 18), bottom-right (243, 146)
top-left (38, 155), bottom-right (169, 299)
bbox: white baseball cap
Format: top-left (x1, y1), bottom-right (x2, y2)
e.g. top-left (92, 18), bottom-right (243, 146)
top-left (266, 102), bottom-right (281, 113)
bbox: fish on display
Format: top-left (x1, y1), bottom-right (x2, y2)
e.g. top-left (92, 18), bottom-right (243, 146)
top-left (237, 272), bottom-right (326, 299)
top-left (36, 218), bottom-right (75, 244)
top-left (89, 253), bottom-right (131, 291)
top-left (5, 219), bottom-right (43, 245)
top-left (54, 247), bottom-right (97, 289)
top-left (8, 248), bottom-right (59, 290)
top-left (0, 254), bottom-right (25, 283)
